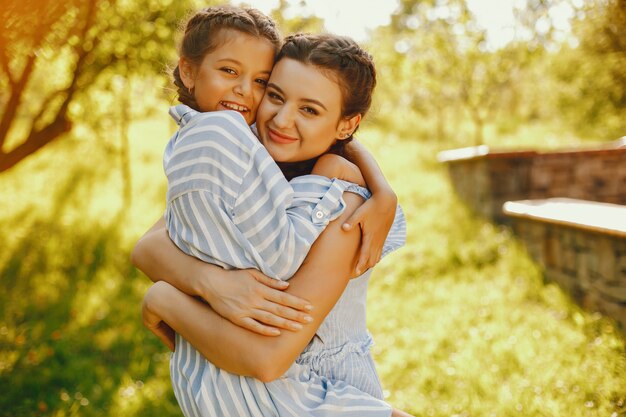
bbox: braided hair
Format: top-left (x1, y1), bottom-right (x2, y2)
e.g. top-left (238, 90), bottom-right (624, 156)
top-left (173, 5), bottom-right (281, 110)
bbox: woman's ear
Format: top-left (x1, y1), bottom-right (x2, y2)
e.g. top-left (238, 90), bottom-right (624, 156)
top-left (178, 57), bottom-right (196, 90)
top-left (336, 114), bottom-right (362, 140)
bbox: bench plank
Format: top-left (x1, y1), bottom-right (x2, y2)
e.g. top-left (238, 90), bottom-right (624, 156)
top-left (503, 198), bottom-right (626, 238)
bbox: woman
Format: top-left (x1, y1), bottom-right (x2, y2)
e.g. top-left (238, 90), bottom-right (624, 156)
top-left (134, 31), bottom-right (409, 417)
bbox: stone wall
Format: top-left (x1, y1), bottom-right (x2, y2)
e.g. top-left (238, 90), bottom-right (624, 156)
top-left (504, 199), bottom-right (626, 329)
top-left (438, 139), bottom-right (626, 223)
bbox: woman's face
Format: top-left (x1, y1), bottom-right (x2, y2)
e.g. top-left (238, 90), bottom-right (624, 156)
top-left (256, 58), bottom-right (354, 163)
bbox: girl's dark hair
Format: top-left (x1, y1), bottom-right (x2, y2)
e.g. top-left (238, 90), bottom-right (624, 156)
top-left (275, 33), bottom-right (377, 179)
top-left (173, 5), bottom-right (281, 110)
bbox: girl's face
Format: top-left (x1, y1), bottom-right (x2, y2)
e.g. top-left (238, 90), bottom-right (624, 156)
top-left (256, 58), bottom-right (359, 163)
top-left (179, 29), bottom-right (275, 125)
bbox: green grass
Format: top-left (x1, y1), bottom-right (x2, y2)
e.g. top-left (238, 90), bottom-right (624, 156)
top-left (0, 117), bottom-right (624, 416)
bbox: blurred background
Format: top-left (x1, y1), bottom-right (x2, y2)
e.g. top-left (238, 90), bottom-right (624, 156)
top-left (1, 0), bottom-right (625, 416)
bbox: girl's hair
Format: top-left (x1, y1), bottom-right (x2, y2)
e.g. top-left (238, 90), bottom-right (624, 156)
top-left (275, 33), bottom-right (377, 179)
top-left (173, 5), bottom-right (281, 110)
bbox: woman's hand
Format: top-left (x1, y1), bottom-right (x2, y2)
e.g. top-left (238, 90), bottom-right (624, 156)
top-left (132, 219), bottom-right (314, 337)
top-left (202, 269), bottom-right (314, 337)
top-left (342, 189), bottom-right (397, 275)
top-left (142, 283), bottom-right (176, 351)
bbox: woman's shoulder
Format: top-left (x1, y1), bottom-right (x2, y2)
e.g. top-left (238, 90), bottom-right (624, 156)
top-left (311, 154), bottom-right (366, 188)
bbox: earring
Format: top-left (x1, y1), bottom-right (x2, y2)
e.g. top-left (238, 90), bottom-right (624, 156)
top-left (188, 87), bottom-right (193, 95)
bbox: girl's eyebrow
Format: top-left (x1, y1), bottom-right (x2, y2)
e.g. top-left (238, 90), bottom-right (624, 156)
top-left (267, 83), bottom-right (328, 111)
top-left (216, 58), bottom-right (242, 65)
top-left (216, 58), bottom-right (271, 75)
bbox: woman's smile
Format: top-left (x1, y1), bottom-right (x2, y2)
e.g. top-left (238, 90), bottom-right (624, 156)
top-left (267, 128), bottom-right (298, 144)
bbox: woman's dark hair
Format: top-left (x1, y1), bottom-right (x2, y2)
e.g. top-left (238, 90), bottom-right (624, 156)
top-left (275, 33), bottom-right (377, 179)
top-left (173, 5), bottom-right (281, 110)
top-left (276, 33), bottom-right (377, 142)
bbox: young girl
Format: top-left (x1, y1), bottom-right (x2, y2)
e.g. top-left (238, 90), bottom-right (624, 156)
top-left (133, 6), bottom-right (411, 417)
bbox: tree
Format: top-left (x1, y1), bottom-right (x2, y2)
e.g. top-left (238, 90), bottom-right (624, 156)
top-left (376, 0), bottom-right (521, 145)
top-left (269, 0), bottom-right (325, 35)
top-left (0, 0), bottom-right (202, 173)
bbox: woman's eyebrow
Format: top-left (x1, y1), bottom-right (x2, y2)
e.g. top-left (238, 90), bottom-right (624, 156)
top-left (267, 83), bottom-right (327, 111)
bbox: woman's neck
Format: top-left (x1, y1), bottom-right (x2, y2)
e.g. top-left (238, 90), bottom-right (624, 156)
top-left (277, 142), bottom-right (348, 180)
top-left (277, 157), bottom-right (319, 181)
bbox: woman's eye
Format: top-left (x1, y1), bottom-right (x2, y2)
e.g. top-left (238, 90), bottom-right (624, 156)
top-left (302, 106), bottom-right (318, 115)
top-left (255, 78), bottom-right (268, 87)
top-left (267, 92), bottom-right (283, 102)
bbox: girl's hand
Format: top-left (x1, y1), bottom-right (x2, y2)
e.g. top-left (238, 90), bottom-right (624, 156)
top-left (203, 269), bottom-right (314, 337)
top-left (342, 190), bottom-right (397, 275)
top-left (142, 283), bottom-right (176, 351)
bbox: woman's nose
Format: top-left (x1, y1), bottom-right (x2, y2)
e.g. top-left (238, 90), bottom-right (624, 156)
top-left (272, 106), bottom-right (295, 129)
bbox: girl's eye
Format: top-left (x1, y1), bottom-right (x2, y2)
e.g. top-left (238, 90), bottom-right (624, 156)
top-left (255, 78), bottom-right (268, 87)
top-left (302, 106), bottom-right (318, 115)
top-left (221, 67), bottom-right (236, 75)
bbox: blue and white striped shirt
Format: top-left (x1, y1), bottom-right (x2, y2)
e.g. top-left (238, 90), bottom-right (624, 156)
top-left (164, 105), bottom-right (349, 280)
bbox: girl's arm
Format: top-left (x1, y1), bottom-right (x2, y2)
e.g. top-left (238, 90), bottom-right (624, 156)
top-left (142, 192), bottom-right (365, 382)
top-left (343, 140), bottom-right (398, 274)
top-left (132, 217), bottom-right (315, 336)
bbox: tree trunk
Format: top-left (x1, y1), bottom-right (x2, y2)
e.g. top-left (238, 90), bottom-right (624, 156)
top-left (0, 118), bottom-right (72, 173)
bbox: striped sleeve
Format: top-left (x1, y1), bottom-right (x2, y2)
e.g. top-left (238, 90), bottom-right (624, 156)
top-left (232, 155), bottom-right (349, 280)
top-left (166, 190), bottom-right (257, 270)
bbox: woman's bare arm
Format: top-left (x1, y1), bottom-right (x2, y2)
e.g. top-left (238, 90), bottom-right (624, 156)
top-left (342, 140), bottom-right (398, 273)
top-left (143, 192), bottom-right (365, 382)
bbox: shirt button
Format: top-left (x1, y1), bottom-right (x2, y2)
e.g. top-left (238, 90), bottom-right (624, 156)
top-left (315, 210), bottom-right (324, 219)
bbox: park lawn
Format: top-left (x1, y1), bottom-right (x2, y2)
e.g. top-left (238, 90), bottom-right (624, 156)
top-left (0, 116), bottom-right (624, 417)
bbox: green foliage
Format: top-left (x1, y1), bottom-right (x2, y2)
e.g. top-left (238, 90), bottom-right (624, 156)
top-left (366, 0), bottom-right (626, 147)
top-left (0, 0), bottom-right (215, 172)
top-left (266, 0), bottom-right (325, 34)
top-left (0, 117), bottom-right (172, 416)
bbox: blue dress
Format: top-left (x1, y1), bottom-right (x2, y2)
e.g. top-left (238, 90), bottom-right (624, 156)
top-left (164, 105), bottom-right (407, 417)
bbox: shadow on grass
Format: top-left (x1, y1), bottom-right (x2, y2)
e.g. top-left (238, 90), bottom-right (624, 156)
top-left (0, 169), bottom-right (178, 417)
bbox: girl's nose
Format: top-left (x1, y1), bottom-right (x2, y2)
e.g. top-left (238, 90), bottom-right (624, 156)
top-left (234, 79), bottom-right (252, 97)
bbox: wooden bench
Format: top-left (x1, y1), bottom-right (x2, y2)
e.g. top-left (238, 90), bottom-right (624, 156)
top-left (503, 198), bottom-right (626, 329)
